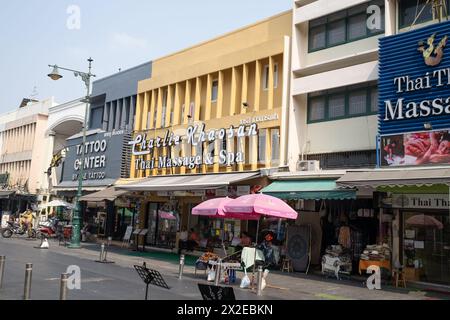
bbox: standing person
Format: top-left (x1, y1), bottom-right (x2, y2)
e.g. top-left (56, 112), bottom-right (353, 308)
top-left (178, 226), bottom-right (188, 254)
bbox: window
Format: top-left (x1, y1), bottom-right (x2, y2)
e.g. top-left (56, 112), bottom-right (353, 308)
top-left (271, 128), bottom-right (280, 166)
top-left (273, 64), bottom-right (279, 89)
top-left (328, 93), bottom-right (346, 119)
top-left (308, 96), bottom-right (326, 122)
top-left (399, 0), bottom-right (434, 28)
top-left (263, 63), bottom-right (279, 90)
top-left (308, 0), bottom-right (385, 52)
top-left (370, 88), bottom-right (378, 113)
top-left (348, 89), bottom-right (367, 115)
top-left (307, 83), bottom-right (378, 123)
top-left (181, 104), bottom-right (185, 122)
top-left (189, 102), bottom-right (195, 120)
top-left (161, 90), bottom-right (168, 127)
top-left (89, 106), bottom-right (104, 130)
top-left (258, 129), bottom-right (267, 164)
top-left (211, 80), bottom-right (219, 102)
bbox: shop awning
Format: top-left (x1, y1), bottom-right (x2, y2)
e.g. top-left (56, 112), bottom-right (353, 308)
top-left (260, 179), bottom-right (356, 200)
top-left (79, 187), bottom-right (129, 202)
top-left (116, 172), bottom-right (260, 192)
top-left (0, 191), bottom-right (15, 199)
top-left (53, 179), bottom-right (117, 192)
top-left (337, 167), bottom-right (450, 188)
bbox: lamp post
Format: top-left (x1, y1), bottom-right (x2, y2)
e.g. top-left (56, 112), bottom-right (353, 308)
top-left (47, 57), bottom-right (96, 249)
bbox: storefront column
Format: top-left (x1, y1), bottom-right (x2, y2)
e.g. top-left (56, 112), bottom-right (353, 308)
top-left (105, 201), bottom-right (115, 238)
top-left (392, 209), bottom-right (400, 266)
top-left (241, 63), bottom-right (249, 115)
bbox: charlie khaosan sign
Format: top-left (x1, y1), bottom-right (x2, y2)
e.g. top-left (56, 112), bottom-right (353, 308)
top-left (129, 123), bottom-right (258, 171)
top-left (379, 20), bottom-right (450, 166)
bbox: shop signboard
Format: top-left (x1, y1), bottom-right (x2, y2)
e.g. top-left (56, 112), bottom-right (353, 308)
top-left (129, 123), bottom-right (258, 171)
top-left (391, 193), bottom-right (450, 210)
top-left (379, 20), bottom-right (450, 167)
top-left (61, 129), bottom-right (131, 184)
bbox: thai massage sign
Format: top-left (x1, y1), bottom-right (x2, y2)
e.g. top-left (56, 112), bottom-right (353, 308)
top-left (378, 20), bottom-right (450, 167)
top-left (379, 21), bottom-right (450, 135)
top-left (130, 123), bottom-right (258, 170)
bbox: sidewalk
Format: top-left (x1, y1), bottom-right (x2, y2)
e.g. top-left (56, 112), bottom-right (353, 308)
top-left (65, 240), bottom-right (449, 300)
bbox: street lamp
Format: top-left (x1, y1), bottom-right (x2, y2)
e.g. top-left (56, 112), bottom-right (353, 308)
top-left (47, 57), bottom-right (96, 249)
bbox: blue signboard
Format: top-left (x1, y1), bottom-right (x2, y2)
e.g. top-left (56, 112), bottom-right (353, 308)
top-left (378, 21), bottom-right (450, 167)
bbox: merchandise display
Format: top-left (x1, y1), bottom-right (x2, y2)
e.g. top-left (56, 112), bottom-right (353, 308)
top-left (359, 244), bottom-right (391, 261)
top-left (321, 245), bottom-right (352, 279)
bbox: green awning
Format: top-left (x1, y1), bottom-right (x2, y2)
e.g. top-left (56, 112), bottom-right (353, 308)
top-left (261, 180), bottom-right (356, 200)
top-left (377, 184), bottom-right (449, 194)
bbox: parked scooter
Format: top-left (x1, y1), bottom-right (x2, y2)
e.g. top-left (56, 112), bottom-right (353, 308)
top-left (36, 217), bottom-right (62, 239)
top-left (1, 221), bottom-right (37, 239)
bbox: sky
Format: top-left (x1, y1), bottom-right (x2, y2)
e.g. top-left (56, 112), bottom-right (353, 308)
top-left (0, 0), bottom-right (292, 113)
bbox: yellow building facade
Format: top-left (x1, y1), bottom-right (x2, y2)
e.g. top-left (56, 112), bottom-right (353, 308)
top-left (123, 11), bottom-right (292, 248)
top-left (130, 11), bottom-right (292, 178)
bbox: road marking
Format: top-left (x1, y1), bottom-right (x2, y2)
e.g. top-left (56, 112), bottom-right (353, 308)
top-left (315, 293), bottom-right (353, 300)
top-left (45, 277), bottom-right (112, 283)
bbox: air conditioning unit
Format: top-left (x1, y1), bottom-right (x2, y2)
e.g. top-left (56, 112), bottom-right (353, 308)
top-left (296, 160), bottom-right (320, 172)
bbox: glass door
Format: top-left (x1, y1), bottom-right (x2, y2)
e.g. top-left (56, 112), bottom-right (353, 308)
top-left (146, 203), bottom-right (159, 245)
top-left (403, 211), bottom-right (450, 285)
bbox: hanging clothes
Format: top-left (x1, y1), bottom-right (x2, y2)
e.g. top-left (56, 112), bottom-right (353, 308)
top-left (338, 226), bottom-right (351, 249)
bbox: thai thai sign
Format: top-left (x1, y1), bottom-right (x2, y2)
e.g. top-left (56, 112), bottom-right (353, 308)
top-left (392, 194), bottom-right (450, 210)
top-left (129, 123), bottom-right (258, 171)
top-left (379, 20), bottom-right (450, 136)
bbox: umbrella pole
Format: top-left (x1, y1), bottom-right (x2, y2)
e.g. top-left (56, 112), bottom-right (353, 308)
top-left (252, 218), bottom-right (260, 289)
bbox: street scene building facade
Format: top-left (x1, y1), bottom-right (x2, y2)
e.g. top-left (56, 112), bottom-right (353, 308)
top-left (1, 1), bottom-right (450, 300)
top-left (0, 98), bottom-right (56, 225)
top-left (117, 11), bottom-right (293, 251)
top-left (285, 0), bottom-right (450, 286)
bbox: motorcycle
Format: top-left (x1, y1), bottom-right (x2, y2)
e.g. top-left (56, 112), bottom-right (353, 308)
top-left (1, 221), bottom-right (37, 239)
top-left (36, 217), bottom-right (62, 239)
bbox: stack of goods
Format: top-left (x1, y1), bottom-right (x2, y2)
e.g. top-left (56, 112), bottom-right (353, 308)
top-left (322, 245), bottom-right (352, 278)
top-left (325, 245), bottom-right (352, 264)
top-left (360, 244), bottom-right (391, 261)
top-left (196, 252), bottom-right (220, 270)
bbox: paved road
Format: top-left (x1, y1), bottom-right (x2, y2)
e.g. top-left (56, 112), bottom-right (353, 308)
top-left (0, 237), bottom-right (446, 300)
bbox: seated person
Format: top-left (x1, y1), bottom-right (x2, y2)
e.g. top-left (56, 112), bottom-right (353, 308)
top-left (19, 209), bottom-right (34, 234)
top-left (187, 228), bottom-right (200, 251)
top-left (240, 232), bottom-right (252, 246)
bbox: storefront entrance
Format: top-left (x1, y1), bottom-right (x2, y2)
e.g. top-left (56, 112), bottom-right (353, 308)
top-left (113, 207), bottom-right (136, 240)
top-left (402, 210), bottom-right (450, 285)
top-left (145, 202), bottom-right (178, 248)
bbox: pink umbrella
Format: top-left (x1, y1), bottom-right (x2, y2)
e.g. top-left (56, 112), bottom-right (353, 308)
top-left (224, 194), bottom-right (298, 220)
top-left (192, 197), bottom-right (233, 217)
top-left (159, 211), bottom-right (176, 220)
top-left (192, 197), bottom-right (260, 220)
top-left (406, 214), bottom-right (443, 229)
